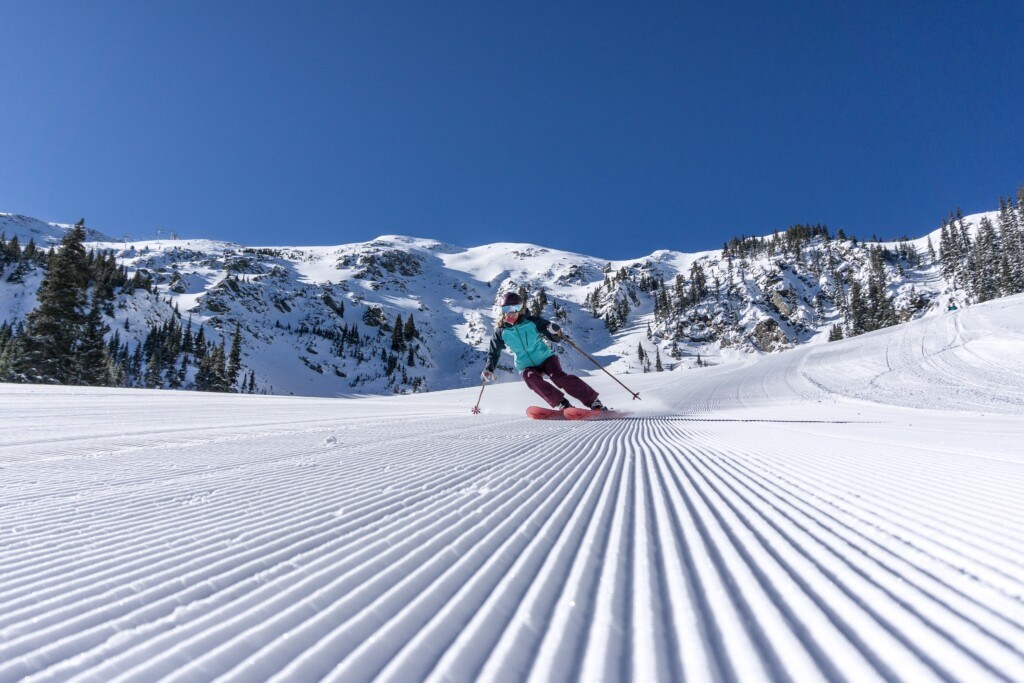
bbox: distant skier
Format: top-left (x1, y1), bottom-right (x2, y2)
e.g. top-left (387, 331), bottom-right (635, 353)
top-left (481, 292), bottom-right (605, 411)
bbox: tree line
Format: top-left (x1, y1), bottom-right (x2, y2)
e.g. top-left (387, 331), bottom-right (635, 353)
top-left (938, 190), bottom-right (1024, 304)
top-left (0, 221), bottom-right (248, 392)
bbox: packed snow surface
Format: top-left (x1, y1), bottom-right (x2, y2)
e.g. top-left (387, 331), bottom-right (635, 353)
top-left (2, 295), bottom-right (1024, 682)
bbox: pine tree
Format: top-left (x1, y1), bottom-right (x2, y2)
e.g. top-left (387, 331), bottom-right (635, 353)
top-left (532, 288), bottom-right (548, 317)
top-left (178, 355), bottom-right (189, 388)
top-left (143, 343), bottom-right (165, 388)
top-left (214, 339), bottom-right (229, 391)
top-left (194, 351), bottom-right (212, 391)
top-left (6, 236), bottom-right (20, 263)
top-left (227, 322), bottom-right (243, 387)
top-left (391, 314), bottom-right (405, 352)
top-left (849, 280), bottom-right (868, 335)
top-left (182, 318), bottom-right (194, 355)
top-left (77, 291), bottom-right (110, 386)
top-left (129, 344), bottom-right (143, 385)
top-left (999, 192), bottom-right (1024, 294)
top-left (867, 247), bottom-right (897, 329)
top-left (0, 322), bottom-right (11, 358)
top-left (16, 219), bottom-right (90, 382)
top-left (971, 216), bottom-right (1000, 301)
top-left (689, 263), bottom-right (708, 303)
top-left (403, 314), bottom-right (418, 340)
top-left (0, 324), bottom-right (25, 381)
top-left (939, 220), bottom-right (957, 282)
top-left (196, 339), bottom-right (230, 392)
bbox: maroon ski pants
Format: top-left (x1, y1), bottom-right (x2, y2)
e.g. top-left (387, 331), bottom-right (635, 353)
top-left (522, 355), bottom-right (599, 408)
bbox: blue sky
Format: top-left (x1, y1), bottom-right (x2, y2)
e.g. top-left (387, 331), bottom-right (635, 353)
top-left (1, 1), bottom-right (1021, 258)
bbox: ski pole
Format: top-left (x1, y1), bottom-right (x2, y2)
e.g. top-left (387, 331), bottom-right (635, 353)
top-left (471, 378), bottom-right (487, 414)
top-left (558, 332), bottom-right (641, 401)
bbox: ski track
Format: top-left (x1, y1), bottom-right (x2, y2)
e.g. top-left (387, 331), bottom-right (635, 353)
top-left (2, 298), bottom-right (1024, 682)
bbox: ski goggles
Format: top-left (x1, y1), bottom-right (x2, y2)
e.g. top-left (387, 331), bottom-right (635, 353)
top-left (501, 305), bottom-right (522, 314)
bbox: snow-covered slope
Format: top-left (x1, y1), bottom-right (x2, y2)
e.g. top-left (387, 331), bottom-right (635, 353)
top-left (4, 208), bottom-right (994, 398)
top-left (0, 213), bottom-right (116, 245)
top-left (2, 294), bottom-right (1022, 682)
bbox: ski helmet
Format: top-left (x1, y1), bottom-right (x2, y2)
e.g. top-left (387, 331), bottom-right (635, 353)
top-left (500, 291), bottom-right (523, 322)
top-left (500, 292), bottom-right (522, 308)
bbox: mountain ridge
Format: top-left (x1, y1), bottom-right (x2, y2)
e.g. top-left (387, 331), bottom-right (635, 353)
top-left (2, 203), bottom-right (1020, 397)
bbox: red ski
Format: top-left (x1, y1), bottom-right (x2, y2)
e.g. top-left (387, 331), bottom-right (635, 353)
top-left (527, 406), bottom-right (566, 420)
top-left (564, 407), bottom-right (620, 420)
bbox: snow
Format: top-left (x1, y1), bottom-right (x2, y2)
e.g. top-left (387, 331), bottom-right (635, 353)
top-left (2, 296), bottom-right (1024, 682)
top-left (3, 206), bottom-right (1002, 399)
top-left (0, 213), bottom-right (116, 245)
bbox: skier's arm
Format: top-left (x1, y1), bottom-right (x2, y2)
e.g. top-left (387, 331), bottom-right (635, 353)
top-left (484, 329), bottom-right (505, 372)
top-left (533, 317), bottom-right (563, 342)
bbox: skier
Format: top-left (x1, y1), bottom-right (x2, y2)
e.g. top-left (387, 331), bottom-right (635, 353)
top-left (481, 292), bottom-right (605, 411)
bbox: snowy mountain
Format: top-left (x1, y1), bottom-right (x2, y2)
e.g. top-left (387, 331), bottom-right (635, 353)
top-left (0, 213), bottom-right (116, 245)
top-left (2, 292), bottom-right (1022, 681)
top-left (0, 207), bottom-right (1016, 397)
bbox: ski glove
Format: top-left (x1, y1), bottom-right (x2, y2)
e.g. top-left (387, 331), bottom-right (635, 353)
top-left (549, 323), bottom-right (562, 336)
top-left (481, 369), bottom-right (495, 382)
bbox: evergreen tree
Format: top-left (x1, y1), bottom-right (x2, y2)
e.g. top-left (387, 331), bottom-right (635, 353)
top-left (6, 235), bottom-right (20, 263)
top-left (143, 346), bottom-right (165, 388)
top-left (689, 262), bottom-right (708, 303)
top-left (129, 344), bottom-right (144, 385)
top-left (532, 288), bottom-right (548, 317)
top-left (196, 338), bottom-right (230, 392)
top-left (971, 216), bottom-right (1001, 301)
top-left (391, 314), bottom-right (405, 352)
top-left (998, 193), bottom-right (1024, 294)
top-left (214, 338), bottom-right (229, 391)
top-left (77, 291), bottom-right (110, 386)
top-left (867, 247), bottom-right (897, 329)
top-left (227, 322), bottom-right (243, 387)
top-left (194, 325), bottom-right (206, 358)
top-left (403, 314), bottom-right (418, 340)
top-left (939, 220), bottom-right (958, 282)
top-left (848, 280), bottom-right (868, 335)
top-left (0, 323), bottom-right (25, 381)
top-left (15, 220), bottom-right (90, 382)
top-left (178, 355), bottom-right (189, 388)
top-left (0, 322), bottom-right (11, 357)
top-left (194, 350), bottom-right (213, 390)
top-left (673, 274), bottom-right (687, 314)
top-left (182, 318), bottom-right (194, 355)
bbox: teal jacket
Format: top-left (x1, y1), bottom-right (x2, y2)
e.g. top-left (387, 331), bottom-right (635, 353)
top-left (485, 315), bottom-right (559, 373)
